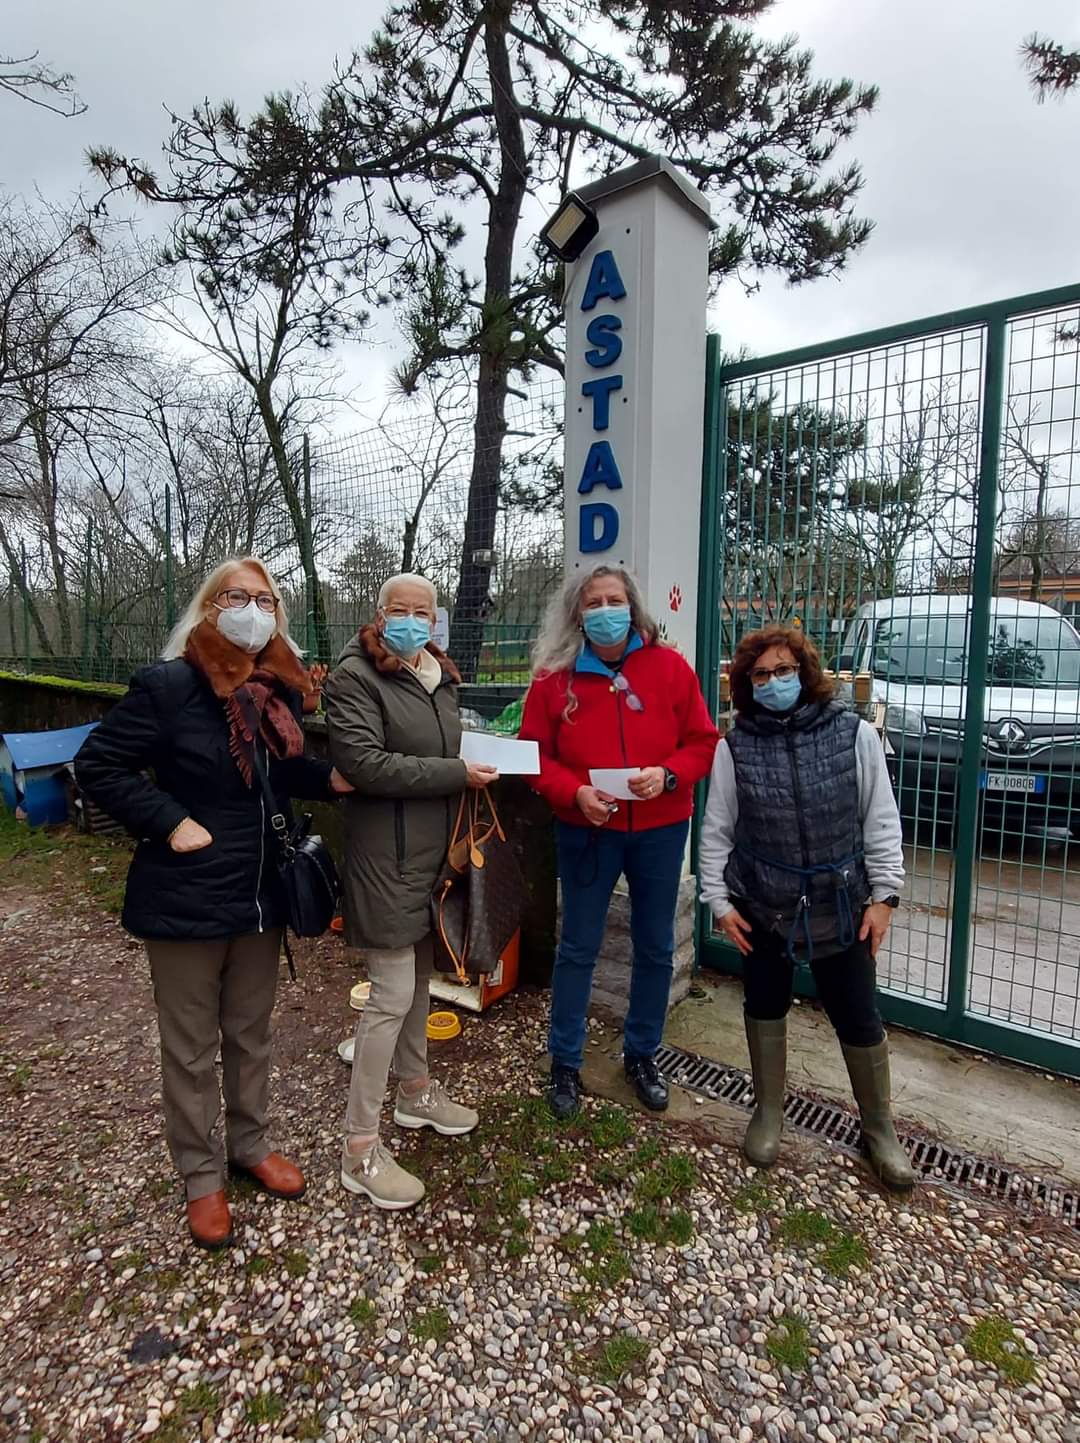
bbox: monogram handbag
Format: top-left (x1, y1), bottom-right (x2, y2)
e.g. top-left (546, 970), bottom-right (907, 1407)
top-left (251, 751), bottom-right (341, 943)
top-left (431, 787), bottom-right (527, 981)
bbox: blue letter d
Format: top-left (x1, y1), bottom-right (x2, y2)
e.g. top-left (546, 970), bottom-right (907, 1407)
top-left (580, 502), bottom-right (619, 554)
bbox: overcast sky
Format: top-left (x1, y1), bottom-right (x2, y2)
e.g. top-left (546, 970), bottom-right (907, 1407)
top-left (3, 0), bottom-right (1079, 403)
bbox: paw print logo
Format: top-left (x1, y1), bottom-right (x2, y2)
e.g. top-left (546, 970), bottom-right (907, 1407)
top-left (669, 584), bottom-right (683, 613)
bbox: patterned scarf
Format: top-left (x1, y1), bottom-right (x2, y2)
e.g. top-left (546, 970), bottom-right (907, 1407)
top-left (184, 621), bottom-right (311, 786)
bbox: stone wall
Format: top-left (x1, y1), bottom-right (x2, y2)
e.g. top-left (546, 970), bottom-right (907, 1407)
top-left (0, 672), bottom-right (124, 732)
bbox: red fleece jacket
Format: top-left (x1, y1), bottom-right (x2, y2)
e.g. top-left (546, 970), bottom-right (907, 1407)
top-left (519, 643), bottom-right (719, 832)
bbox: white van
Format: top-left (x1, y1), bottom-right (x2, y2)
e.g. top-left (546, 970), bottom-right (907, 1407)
top-left (837, 595), bottom-right (1080, 841)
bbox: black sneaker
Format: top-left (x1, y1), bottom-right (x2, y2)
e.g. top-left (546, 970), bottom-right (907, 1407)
top-left (624, 1054), bottom-right (669, 1112)
top-left (548, 1063), bottom-right (581, 1120)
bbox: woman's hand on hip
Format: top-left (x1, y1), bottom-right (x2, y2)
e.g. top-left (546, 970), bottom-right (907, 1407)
top-left (859, 902), bottom-right (893, 959)
top-left (329, 767), bottom-right (354, 794)
top-left (465, 762), bottom-right (499, 789)
top-left (628, 766), bottom-right (666, 800)
top-left (717, 907), bottom-right (753, 956)
top-left (576, 785), bottom-right (616, 827)
top-left (169, 818), bottom-right (213, 853)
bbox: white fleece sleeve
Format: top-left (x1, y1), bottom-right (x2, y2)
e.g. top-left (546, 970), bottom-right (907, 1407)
top-left (698, 738), bottom-right (738, 919)
top-left (855, 720), bottom-right (906, 900)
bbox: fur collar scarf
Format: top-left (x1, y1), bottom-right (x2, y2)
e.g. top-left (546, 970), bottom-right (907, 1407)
top-left (185, 620), bottom-right (313, 700)
top-left (357, 623), bottom-right (462, 683)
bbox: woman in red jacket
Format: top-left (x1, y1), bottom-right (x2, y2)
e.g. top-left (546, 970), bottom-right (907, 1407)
top-left (520, 565), bottom-right (718, 1119)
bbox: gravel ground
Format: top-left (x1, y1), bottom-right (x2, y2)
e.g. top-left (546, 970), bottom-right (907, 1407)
top-left (1, 840), bottom-right (1079, 1443)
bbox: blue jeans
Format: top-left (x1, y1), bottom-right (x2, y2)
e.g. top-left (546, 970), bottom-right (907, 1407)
top-left (549, 819), bottom-right (689, 1070)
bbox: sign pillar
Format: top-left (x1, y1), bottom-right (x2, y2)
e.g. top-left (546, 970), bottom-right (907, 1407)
top-left (563, 157), bottom-right (712, 660)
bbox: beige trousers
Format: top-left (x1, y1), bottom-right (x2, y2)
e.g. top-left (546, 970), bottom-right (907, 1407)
top-left (146, 930), bottom-right (282, 1201)
top-left (344, 933), bottom-right (434, 1137)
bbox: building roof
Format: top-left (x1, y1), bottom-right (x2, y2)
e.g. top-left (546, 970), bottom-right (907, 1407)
top-left (0, 723), bottom-right (98, 771)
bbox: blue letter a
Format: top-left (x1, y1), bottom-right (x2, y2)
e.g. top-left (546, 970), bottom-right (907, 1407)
top-left (577, 441), bottom-right (624, 495)
top-left (581, 250), bottom-right (627, 312)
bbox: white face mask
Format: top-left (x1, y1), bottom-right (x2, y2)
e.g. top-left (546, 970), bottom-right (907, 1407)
top-left (215, 600), bottom-right (277, 655)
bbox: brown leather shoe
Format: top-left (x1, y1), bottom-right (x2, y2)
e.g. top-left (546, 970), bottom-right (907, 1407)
top-left (187, 1190), bottom-right (233, 1250)
top-left (229, 1152), bottom-right (306, 1200)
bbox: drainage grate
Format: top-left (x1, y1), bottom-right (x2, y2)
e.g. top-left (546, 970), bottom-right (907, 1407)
top-left (654, 1042), bottom-right (1080, 1231)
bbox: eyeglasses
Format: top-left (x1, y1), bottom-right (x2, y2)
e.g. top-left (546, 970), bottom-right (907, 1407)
top-left (384, 604), bottom-right (435, 621)
top-left (612, 673), bottom-right (645, 712)
top-left (751, 663), bottom-right (799, 687)
top-left (216, 588), bottom-right (278, 613)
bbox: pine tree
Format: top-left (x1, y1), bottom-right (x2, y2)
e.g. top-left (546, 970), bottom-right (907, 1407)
top-left (92, 1), bottom-right (877, 677)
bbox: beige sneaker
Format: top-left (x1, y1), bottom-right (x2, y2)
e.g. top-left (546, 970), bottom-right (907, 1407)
top-left (394, 1079), bottom-right (479, 1136)
top-left (340, 1140), bottom-right (425, 1210)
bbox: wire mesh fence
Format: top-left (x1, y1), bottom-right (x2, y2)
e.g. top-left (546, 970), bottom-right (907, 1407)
top-left (0, 377), bottom-right (564, 690)
top-left (699, 285), bottom-right (1080, 1075)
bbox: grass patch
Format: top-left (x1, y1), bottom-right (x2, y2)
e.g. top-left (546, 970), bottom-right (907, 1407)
top-left (633, 1151), bottom-right (698, 1203)
top-left (411, 1307), bottom-right (451, 1345)
top-left (626, 1203), bottom-right (695, 1248)
top-left (540, 1153), bottom-right (574, 1186)
top-left (148, 1177), bottom-right (174, 1201)
top-left (284, 1250), bottom-right (310, 1279)
top-left (294, 1414), bottom-right (324, 1441)
top-left (246, 1256), bottom-right (272, 1277)
top-left (178, 1383), bottom-right (219, 1416)
top-left (576, 1333), bottom-right (648, 1384)
top-left (732, 1178), bottom-right (772, 1214)
top-left (777, 1208), bottom-right (869, 1276)
top-left (11, 1061), bottom-right (33, 1094)
top-left (244, 1393), bottom-right (285, 1426)
top-left (349, 1296), bottom-right (377, 1330)
top-left (112, 1248), bottom-right (148, 1275)
top-left (766, 1313), bottom-right (812, 1372)
top-left (572, 1221), bottom-right (631, 1299)
top-left (778, 1208), bottom-right (834, 1247)
top-left (0, 810), bottom-right (131, 915)
top-left (416, 1253), bottom-right (443, 1275)
top-left (965, 1316), bottom-right (1037, 1385)
top-left (588, 1104), bottom-right (634, 1150)
top-left (820, 1229), bottom-right (868, 1277)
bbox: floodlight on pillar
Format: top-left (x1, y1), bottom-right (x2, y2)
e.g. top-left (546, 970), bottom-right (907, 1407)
top-left (539, 193), bottom-right (599, 263)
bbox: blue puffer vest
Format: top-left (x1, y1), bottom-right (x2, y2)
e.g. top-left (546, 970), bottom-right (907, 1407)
top-left (724, 699), bottom-right (870, 961)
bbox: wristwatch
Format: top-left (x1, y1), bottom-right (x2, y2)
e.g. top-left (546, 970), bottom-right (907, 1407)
top-left (663, 768), bottom-right (678, 793)
top-left (882, 895), bottom-right (901, 909)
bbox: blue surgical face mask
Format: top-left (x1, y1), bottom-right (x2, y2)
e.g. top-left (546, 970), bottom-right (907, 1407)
top-left (382, 614), bottom-right (432, 658)
top-left (754, 671), bottom-right (802, 713)
top-left (582, 604), bottom-right (632, 648)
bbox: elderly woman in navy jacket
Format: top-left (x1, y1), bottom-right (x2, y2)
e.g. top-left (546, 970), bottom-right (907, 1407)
top-left (699, 624), bottom-right (913, 1190)
top-left (76, 557), bottom-right (351, 1249)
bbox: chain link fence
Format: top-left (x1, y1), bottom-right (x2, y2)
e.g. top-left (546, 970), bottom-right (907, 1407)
top-left (0, 378), bottom-right (563, 691)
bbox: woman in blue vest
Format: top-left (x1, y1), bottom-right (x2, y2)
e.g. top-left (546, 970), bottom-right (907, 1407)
top-left (699, 624), bottom-right (914, 1190)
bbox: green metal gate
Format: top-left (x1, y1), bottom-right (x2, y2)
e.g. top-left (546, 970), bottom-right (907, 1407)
top-left (695, 284), bottom-right (1080, 1079)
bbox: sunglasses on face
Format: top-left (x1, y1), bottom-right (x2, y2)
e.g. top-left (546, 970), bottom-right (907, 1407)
top-left (216, 588), bottom-right (279, 613)
top-left (751, 663), bottom-right (799, 686)
top-left (612, 672), bottom-right (645, 711)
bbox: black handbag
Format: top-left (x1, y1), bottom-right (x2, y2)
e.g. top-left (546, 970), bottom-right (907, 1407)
top-left (251, 750), bottom-right (341, 966)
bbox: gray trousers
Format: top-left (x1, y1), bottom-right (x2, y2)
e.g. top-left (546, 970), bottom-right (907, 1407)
top-left (344, 933), bottom-right (434, 1137)
top-left (147, 930), bottom-right (282, 1200)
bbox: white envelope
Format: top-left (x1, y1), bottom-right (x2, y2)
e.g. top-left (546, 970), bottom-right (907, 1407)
top-left (588, 767), bottom-right (642, 800)
top-left (460, 730), bottom-right (540, 775)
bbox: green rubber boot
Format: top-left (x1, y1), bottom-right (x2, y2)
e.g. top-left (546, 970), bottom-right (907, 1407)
top-left (841, 1039), bottom-right (915, 1191)
top-left (743, 1017), bottom-right (787, 1168)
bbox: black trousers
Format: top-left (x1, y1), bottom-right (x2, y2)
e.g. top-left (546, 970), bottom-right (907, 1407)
top-left (739, 910), bottom-right (885, 1048)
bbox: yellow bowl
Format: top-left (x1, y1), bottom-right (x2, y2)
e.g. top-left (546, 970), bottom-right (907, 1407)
top-left (426, 1010), bottom-right (461, 1041)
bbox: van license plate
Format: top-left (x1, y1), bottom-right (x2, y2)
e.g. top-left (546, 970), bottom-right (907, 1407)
top-left (979, 772), bottom-right (1045, 794)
